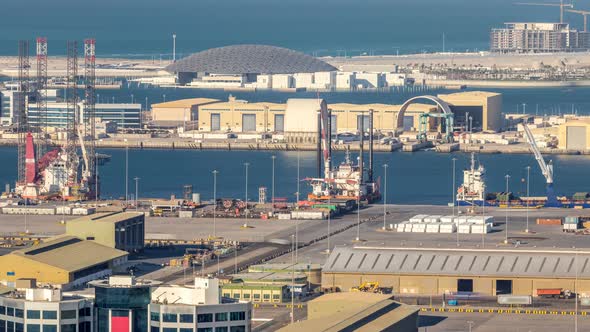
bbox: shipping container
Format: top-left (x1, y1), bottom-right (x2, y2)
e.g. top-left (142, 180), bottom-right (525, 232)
top-left (498, 295), bottom-right (532, 305)
top-left (536, 218), bottom-right (562, 226)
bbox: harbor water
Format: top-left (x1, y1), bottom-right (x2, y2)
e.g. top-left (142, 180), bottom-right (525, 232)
top-left (1, 147), bottom-right (589, 205)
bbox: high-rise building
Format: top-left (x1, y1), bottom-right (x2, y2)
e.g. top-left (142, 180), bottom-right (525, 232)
top-left (491, 22), bottom-right (590, 53)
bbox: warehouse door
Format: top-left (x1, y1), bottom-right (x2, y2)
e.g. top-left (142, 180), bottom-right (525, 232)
top-left (356, 114), bottom-right (370, 133)
top-left (403, 116), bottom-right (414, 131)
top-left (496, 280), bottom-right (512, 295)
top-left (274, 114), bottom-right (284, 132)
top-left (211, 113), bottom-right (221, 131)
top-left (242, 114), bottom-right (257, 132)
top-left (331, 114), bottom-right (337, 135)
top-left (457, 279), bottom-right (473, 293)
top-left (567, 126), bottom-right (587, 150)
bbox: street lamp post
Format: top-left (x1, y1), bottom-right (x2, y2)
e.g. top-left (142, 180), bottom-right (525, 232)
top-left (134, 177), bottom-right (140, 211)
top-left (124, 139), bottom-right (128, 206)
top-left (213, 170), bottom-right (219, 238)
top-left (296, 150), bottom-right (300, 204)
top-left (271, 155), bottom-right (276, 213)
top-left (526, 166), bottom-right (531, 233)
top-left (244, 163), bottom-right (249, 227)
top-left (382, 164), bottom-right (388, 230)
top-left (452, 157), bottom-right (458, 246)
top-left (505, 174), bottom-right (511, 244)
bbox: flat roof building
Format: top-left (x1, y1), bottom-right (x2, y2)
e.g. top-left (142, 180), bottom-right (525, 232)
top-left (65, 212), bottom-right (145, 252)
top-left (438, 91), bottom-right (503, 132)
top-left (0, 286), bottom-right (94, 332)
top-left (322, 246), bottom-right (590, 297)
top-left (277, 293), bottom-right (419, 332)
top-left (557, 119), bottom-right (590, 151)
top-left (150, 277), bottom-right (252, 332)
top-left (151, 98), bottom-right (220, 128)
top-left (0, 236), bottom-right (128, 289)
top-left (491, 22), bottom-right (590, 53)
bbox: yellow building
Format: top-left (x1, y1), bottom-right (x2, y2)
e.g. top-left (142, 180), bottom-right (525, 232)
top-left (151, 98), bottom-right (219, 126)
top-left (322, 247), bottom-right (590, 297)
top-left (0, 236), bottom-right (128, 289)
top-left (65, 212), bottom-right (145, 252)
top-left (221, 283), bottom-right (289, 303)
top-left (438, 91), bottom-right (503, 132)
top-left (557, 119), bottom-right (590, 151)
top-left (198, 96), bottom-right (286, 132)
top-left (278, 293), bottom-right (419, 332)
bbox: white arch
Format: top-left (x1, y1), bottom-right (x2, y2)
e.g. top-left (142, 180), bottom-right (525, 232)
top-left (396, 95), bottom-right (452, 129)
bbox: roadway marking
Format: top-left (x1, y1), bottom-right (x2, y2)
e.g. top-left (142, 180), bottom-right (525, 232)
top-left (420, 307), bottom-right (588, 316)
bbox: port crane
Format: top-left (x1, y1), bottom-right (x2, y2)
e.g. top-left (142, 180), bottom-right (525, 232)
top-left (566, 9), bottom-right (590, 32)
top-left (522, 123), bottom-right (558, 206)
top-left (515, 1), bottom-right (574, 24)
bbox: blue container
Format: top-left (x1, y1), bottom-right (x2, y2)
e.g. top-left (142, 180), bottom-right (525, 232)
top-left (448, 300), bottom-right (458, 306)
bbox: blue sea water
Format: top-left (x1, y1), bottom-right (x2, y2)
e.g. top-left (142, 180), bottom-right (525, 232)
top-left (0, 0), bottom-right (587, 57)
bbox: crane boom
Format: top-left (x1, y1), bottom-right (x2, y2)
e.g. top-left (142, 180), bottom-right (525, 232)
top-left (515, 1), bottom-right (574, 23)
top-left (566, 9), bottom-right (590, 32)
top-left (522, 123), bottom-right (554, 184)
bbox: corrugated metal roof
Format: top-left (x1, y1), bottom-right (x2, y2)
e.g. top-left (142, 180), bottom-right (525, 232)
top-left (323, 246), bottom-right (590, 279)
top-left (70, 212), bottom-right (143, 224)
top-left (12, 235), bottom-right (127, 273)
top-left (166, 44), bottom-right (337, 74)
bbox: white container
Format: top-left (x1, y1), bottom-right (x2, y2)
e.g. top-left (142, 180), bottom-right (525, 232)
top-left (72, 207), bottom-right (95, 215)
top-left (426, 223), bottom-right (440, 233)
top-left (458, 223), bottom-right (471, 234)
top-left (439, 224), bottom-right (457, 233)
top-left (471, 223), bottom-right (492, 234)
top-left (440, 215), bottom-right (454, 223)
top-left (403, 224), bottom-right (415, 232)
top-left (425, 215), bottom-right (441, 223)
top-left (56, 206), bottom-right (72, 215)
top-left (454, 216), bottom-right (469, 225)
top-left (178, 210), bottom-right (194, 218)
top-left (467, 216), bottom-right (494, 224)
top-left (410, 224), bottom-right (425, 233)
top-left (409, 214), bottom-right (428, 223)
top-left (277, 213), bottom-right (291, 220)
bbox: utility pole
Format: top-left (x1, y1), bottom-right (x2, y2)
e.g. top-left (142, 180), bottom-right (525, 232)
top-left (505, 174), bottom-right (511, 244)
top-left (382, 164), bottom-right (388, 230)
top-left (172, 33), bottom-right (177, 62)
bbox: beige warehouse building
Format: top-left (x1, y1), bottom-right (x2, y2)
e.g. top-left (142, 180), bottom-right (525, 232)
top-left (438, 91), bottom-right (503, 132)
top-left (150, 91), bottom-right (504, 136)
top-left (65, 211), bottom-right (145, 252)
top-left (322, 247), bottom-right (590, 297)
top-left (558, 119), bottom-right (590, 151)
top-left (0, 235), bottom-right (128, 289)
top-left (151, 98), bottom-right (219, 127)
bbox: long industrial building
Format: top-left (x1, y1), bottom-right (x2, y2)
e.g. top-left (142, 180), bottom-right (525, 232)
top-left (151, 91), bottom-right (504, 135)
top-left (322, 246), bottom-right (590, 297)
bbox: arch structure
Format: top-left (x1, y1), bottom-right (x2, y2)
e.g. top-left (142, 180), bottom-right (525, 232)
top-left (396, 95), bottom-right (453, 129)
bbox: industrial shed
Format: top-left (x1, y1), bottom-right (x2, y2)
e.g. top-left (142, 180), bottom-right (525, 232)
top-left (0, 236), bottom-right (128, 289)
top-left (322, 246), bottom-right (590, 297)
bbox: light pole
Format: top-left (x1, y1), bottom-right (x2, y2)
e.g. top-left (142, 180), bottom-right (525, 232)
top-left (172, 33), bottom-right (177, 62)
top-left (213, 170), bottom-right (219, 239)
top-left (453, 157), bottom-right (458, 246)
top-left (296, 150), bottom-right (300, 204)
top-left (505, 174), bottom-right (510, 244)
top-left (134, 177), bottom-right (140, 211)
top-left (327, 194), bottom-right (331, 254)
top-left (124, 139), bottom-right (128, 206)
top-left (382, 164), bottom-right (388, 230)
top-left (290, 234), bottom-right (295, 324)
top-left (355, 195), bottom-right (361, 242)
top-left (244, 163), bottom-right (249, 227)
top-left (525, 166), bottom-right (531, 233)
top-left (271, 155), bottom-right (276, 213)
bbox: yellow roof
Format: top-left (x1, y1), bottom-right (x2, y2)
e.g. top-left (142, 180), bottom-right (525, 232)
top-left (68, 212), bottom-right (143, 224)
top-left (12, 235), bottom-right (127, 273)
top-left (151, 98), bottom-right (220, 108)
top-left (201, 101), bottom-right (286, 110)
top-left (278, 293), bottom-right (418, 332)
top-left (439, 90), bottom-right (501, 98)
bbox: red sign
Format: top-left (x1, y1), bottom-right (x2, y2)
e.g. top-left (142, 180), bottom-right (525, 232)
top-left (111, 316), bottom-right (129, 332)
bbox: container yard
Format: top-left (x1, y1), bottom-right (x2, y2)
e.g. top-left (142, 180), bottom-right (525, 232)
top-left (393, 214), bottom-right (495, 234)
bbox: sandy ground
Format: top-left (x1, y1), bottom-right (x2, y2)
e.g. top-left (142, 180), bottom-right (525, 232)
top-left (324, 51), bottom-right (590, 72)
top-left (0, 56), bottom-right (169, 78)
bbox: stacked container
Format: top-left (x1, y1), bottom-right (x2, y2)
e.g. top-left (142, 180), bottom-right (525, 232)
top-left (439, 223), bottom-right (457, 233)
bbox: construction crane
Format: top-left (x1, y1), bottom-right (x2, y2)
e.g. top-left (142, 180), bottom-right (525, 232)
top-left (522, 123), bottom-right (558, 206)
top-left (566, 9), bottom-right (590, 32)
top-left (515, 1), bottom-right (574, 24)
